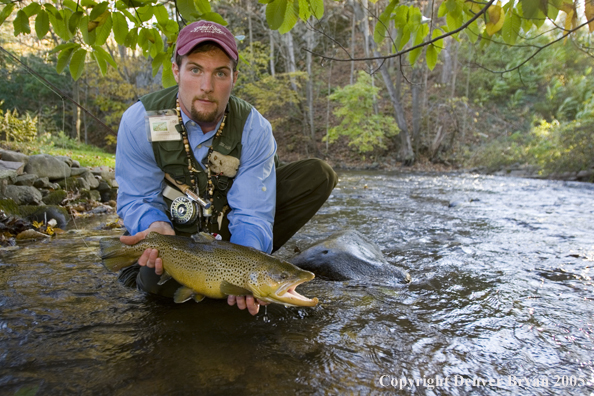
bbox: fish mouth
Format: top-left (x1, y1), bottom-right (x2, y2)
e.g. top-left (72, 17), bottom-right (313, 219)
top-left (270, 276), bottom-right (318, 307)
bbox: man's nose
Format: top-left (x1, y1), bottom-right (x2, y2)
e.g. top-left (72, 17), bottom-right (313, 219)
top-left (200, 76), bottom-right (214, 93)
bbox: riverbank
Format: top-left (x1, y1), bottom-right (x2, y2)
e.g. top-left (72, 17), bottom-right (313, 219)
top-left (0, 147), bottom-right (118, 244)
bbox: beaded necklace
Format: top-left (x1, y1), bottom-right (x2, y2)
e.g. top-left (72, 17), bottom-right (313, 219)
top-left (175, 99), bottom-right (227, 223)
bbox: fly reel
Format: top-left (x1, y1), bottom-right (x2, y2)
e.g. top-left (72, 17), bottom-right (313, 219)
top-left (170, 196), bottom-right (198, 224)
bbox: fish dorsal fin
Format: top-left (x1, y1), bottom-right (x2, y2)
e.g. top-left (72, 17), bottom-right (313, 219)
top-left (145, 232), bottom-right (161, 239)
top-left (173, 286), bottom-right (195, 303)
top-left (220, 280), bottom-right (252, 296)
top-left (191, 232), bottom-right (216, 243)
top-left (157, 271), bottom-right (172, 286)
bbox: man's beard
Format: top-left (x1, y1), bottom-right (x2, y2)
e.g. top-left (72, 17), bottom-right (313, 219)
top-left (190, 96), bottom-right (219, 123)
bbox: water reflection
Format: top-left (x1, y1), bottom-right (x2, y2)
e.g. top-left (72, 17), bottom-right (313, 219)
top-left (1, 172), bottom-right (593, 395)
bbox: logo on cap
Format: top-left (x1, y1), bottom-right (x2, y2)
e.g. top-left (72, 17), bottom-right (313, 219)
top-left (191, 25), bottom-right (225, 35)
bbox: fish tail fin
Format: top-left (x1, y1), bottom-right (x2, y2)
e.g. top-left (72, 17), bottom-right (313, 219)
top-left (100, 237), bottom-right (140, 272)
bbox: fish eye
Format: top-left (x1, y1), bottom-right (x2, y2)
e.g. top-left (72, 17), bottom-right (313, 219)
top-left (281, 273), bottom-right (288, 280)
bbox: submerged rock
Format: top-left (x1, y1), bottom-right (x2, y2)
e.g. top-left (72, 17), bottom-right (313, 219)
top-left (291, 230), bottom-right (411, 283)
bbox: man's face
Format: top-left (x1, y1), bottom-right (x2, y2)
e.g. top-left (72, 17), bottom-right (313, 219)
top-left (172, 47), bottom-right (238, 127)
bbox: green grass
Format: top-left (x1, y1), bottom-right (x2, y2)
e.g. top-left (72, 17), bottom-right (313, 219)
top-left (1, 132), bottom-right (115, 168)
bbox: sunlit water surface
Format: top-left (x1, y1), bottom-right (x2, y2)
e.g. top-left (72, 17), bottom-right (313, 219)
top-left (1, 172), bottom-right (593, 395)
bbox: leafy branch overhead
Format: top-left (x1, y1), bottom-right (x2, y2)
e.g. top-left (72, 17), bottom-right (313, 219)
top-left (0, 0), bottom-right (593, 83)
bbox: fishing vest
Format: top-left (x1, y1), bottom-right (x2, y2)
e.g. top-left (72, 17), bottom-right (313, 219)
top-left (140, 85), bottom-right (252, 239)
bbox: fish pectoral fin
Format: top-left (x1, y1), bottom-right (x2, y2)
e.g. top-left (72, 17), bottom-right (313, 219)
top-left (220, 280), bottom-right (252, 296)
top-left (194, 294), bottom-right (205, 303)
top-left (157, 271), bottom-right (172, 285)
top-left (173, 286), bottom-right (195, 303)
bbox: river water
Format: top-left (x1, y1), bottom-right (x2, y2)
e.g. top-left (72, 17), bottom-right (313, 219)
top-left (1, 171), bottom-right (593, 395)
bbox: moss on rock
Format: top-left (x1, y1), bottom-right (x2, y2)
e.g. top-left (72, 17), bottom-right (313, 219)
top-left (42, 190), bottom-right (68, 205)
top-left (0, 199), bottom-right (20, 215)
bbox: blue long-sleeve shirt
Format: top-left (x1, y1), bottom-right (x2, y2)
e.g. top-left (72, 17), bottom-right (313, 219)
top-left (115, 99), bottom-right (277, 253)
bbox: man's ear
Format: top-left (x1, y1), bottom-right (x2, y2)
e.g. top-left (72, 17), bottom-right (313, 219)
top-left (233, 70), bottom-right (239, 85)
top-left (172, 62), bottom-right (180, 84)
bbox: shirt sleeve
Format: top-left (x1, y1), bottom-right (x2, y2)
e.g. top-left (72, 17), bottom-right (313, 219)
top-left (226, 108), bottom-right (277, 253)
top-left (115, 101), bottom-right (172, 235)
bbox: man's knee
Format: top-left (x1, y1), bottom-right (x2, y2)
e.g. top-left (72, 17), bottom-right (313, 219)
top-left (298, 158), bottom-right (337, 192)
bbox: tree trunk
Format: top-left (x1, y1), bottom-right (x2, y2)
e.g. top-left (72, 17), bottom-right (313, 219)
top-left (361, 0), bottom-right (379, 115)
top-left (269, 30), bottom-right (275, 76)
top-left (450, 40), bottom-right (460, 98)
top-left (72, 80), bottom-right (81, 141)
top-left (247, 0), bottom-right (253, 55)
top-left (412, 66), bottom-right (422, 154)
top-left (283, 31), bottom-right (298, 91)
top-left (373, 48), bottom-right (414, 164)
top-left (306, 19), bottom-right (316, 150)
top-left (350, 3), bottom-right (356, 85)
top-left (440, 37), bottom-right (453, 85)
top-left (325, 59), bottom-right (333, 153)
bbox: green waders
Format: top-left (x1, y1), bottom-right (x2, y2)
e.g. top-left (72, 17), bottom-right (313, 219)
top-left (118, 158), bottom-right (337, 298)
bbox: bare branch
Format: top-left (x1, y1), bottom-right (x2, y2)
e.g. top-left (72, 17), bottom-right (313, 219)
top-left (306, 0), bottom-right (496, 62)
top-left (474, 17), bottom-right (594, 74)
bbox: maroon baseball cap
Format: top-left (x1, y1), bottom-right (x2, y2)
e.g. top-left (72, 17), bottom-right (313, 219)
top-left (175, 20), bottom-right (238, 61)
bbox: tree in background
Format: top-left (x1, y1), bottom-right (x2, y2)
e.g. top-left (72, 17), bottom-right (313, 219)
top-left (0, 0), bottom-right (592, 171)
top-left (327, 70), bottom-right (399, 153)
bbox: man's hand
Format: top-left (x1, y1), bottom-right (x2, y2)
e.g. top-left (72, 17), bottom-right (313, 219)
top-left (227, 295), bottom-right (270, 316)
top-left (120, 221), bottom-right (175, 275)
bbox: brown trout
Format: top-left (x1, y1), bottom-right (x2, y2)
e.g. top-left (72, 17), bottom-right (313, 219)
top-left (100, 232), bottom-right (318, 307)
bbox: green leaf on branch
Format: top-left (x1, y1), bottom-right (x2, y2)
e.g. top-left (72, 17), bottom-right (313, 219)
top-left (69, 48), bottom-right (87, 80)
top-left (137, 5), bottom-right (153, 22)
top-left (431, 27), bottom-right (444, 50)
top-left (94, 13), bottom-right (112, 45)
top-left (310, 0), bottom-right (324, 19)
top-left (90, 2), bottom-right (109, 20)
top-left (125, 27), bottom-right (138, 49)
top-left (56, 45), bottom-right (78, 73)
top-left (79, 15), bottom-right (96, 45)
top-left (374, 0), bottom-right (398, 44)
top-left (278, 0), bottom-right (298, 34)
top-left (393, 5), bottom-right (408, 29)
top-left (195, 0), bottom-right (212, 14)
top-left (35, 10), bottom-right (50, 38)
top-left (437, 1), bottom-right (447, 18)
top-left (162, 56), bottom-right (177, 88)
top-left (50, 42), bottom-right (79, 54)
top-left (177, 0), bottom-right (200, 22)
top-left (23, 3), bottom-right (41, 17)
top-left (13, 10), bottom-right (31, 36)
top-left (465, 19), bottom-right (479, 43)
top-left (153, 4), bottom-right (169, 25)
top-left (0, 4), bottom-right (15, 26)
top-left (298, 0), bottom-right (311, 21)
top-left (502, 9), bottom-right (521, 44)
top-left (68, 11), bottom-right (83, 34)
top-left (92, 45), bottom-right (117, 67)
top-left (63, 0), bottom-right (80, 12)
top-left (520, 0), bottom-right (546, 19)
top-left (408, 46), bottom-right (422, 65)
top-left (266, 0), bottom-right (287, 30)
top-left (152, 51), bottom-right (166, 77)
top-left (426, 44), bottom-right (438, 70)
top-left (201, 12), bottom-right (227, 25)
top-left (91, 51), bottom-right (107, 75)
top-left (112, 12), bottom-right (128, 44)
top-left (395, 23), bottom-right (412, 51)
